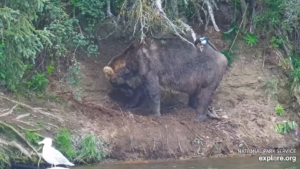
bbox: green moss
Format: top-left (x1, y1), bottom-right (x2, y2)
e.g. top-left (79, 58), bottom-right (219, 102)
top-left (0, 148), bottom-right (10, 169)
top-left (25, 131), bottom-right (40, 145)
top-left (0, 124), bottom-right (17, 140)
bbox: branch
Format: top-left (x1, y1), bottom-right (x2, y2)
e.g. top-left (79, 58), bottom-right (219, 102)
top-left (13, 119), bottom-right (35, 127)
top-left (155, 0), bottom-right (164, 14)
top-left (155, 0), bottom-right (196, 47)
top-left (0, 104), bottom-right (18, 117)
top-left (0, 139), bottom-right (32, 159)
top-left (0, 121), bottom-right (39, 157)
top-left (0, 95), bottom-right (64, 122)
top-left (191, 0), bottom-right (204, 25)
top-left (17, 125), bottom-right (41, 132)
top-left (229, 3), bottom-right (248, 53)
top-left (15, 113), bottom-right (30, 120)
top-left (240, 0), bottom-right (248, 31)
top-left (204, 0), bottom-right (220, 32)
top-left (106, 0), bottom-right (113, 17)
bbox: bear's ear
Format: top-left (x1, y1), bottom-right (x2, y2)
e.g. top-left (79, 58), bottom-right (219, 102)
top-left (103, 66), bottom-right (115, 79)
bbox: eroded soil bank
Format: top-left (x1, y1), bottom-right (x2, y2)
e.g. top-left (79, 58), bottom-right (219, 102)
top-left (1, 26), bottom-right (300, 165)
top-left (52, 26), bottom-right (300, 160)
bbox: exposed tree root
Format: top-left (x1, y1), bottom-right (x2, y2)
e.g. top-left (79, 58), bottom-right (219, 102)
top-left (17, 125), bottom-right (41, 132)
top-left (0, 95), bottom-right (63, 122)
top-left (0, 121), bottom-right (39, 157)
top-left (13, 119), bottom-right (35, 127)
top-left (0, 139), bottom-right (32, 159)
top-left (15, 113), bottom-right (31, 120)
top-left (0, 104), bottom-right (18, 117)
top-left (207, 107), bottom-right (222, 120)
top-left (44, 122), bottom-right (59, 129)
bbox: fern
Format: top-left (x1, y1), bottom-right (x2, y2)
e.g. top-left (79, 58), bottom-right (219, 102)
top-left (243, 32), bottom-right (258, 47)
top-left (274, 121), bottom-right (298, 134)
top-left (275, 103), bottom-right (284, 116)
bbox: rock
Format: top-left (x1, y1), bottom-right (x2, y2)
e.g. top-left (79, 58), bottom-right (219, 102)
top-left (222, 115), bottom-right (228, 119)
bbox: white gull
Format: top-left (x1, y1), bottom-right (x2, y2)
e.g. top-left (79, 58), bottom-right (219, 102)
top-left (38, 138), bottom-right (75, 168)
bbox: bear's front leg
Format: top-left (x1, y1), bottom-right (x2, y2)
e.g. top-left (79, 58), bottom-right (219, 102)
top-left (125, 85), bottom-right (145, 108)
top-left (143, 75), bottom-right (161, 116)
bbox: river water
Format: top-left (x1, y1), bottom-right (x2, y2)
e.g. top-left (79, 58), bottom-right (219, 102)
top-left (74, 155), bottom-right (300, 169)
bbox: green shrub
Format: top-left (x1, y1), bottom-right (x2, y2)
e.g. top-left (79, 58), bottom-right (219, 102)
top-left (0, 6), bottom-right (52, 91)
top-left (243, 32), bottom-right (258, 47)
top-left (0, 148), bottom-right (10, 169)
top-left (26, 72), bottom-right (49, 92)
top-left (269, 36), bottom-right (285, 49)
top-left (55, 128), bottom-right (76, 159)
top-left (274, 121), bottom-right (298, 134)
top-left (71, 0), bottom-right (105, 18)
top-left (221, 50), bottom-right (236, 67)
top-left (76, 134), bottom-right (106, 163)
top-left (25, 131), bottom-right (40, 145)
top-left (275, 103), bottom-right (284, 116)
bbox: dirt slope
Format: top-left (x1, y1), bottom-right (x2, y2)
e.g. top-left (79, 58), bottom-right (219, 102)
top-left (49, 27), bottom-right (300, 160)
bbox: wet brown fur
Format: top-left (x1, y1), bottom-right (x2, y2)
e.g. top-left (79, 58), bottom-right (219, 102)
top-left (103, 35), bottom-right (228, 122)
top-left (108, 84), bottom-right (146, 108)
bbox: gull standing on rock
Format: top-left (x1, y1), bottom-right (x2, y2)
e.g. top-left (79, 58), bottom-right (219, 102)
top-left (38, 137), bottom-right (75, 168)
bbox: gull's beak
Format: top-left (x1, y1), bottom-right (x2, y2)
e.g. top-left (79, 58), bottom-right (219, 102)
top-left (38, 141), bottom-right (44, 145)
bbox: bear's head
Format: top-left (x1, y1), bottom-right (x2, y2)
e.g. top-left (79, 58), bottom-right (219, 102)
top-left (103, 43), bottom-right (139, 90)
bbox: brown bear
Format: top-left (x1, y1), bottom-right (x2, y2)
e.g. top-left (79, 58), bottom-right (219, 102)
top-left (103, 35), bottom-right (228, 122)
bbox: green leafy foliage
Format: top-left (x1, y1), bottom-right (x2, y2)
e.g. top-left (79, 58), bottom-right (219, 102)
top-left (0, 148), bottom-right (10, 169)
top-left (253, 0), bottom-right (285, 30)
top-left (76, 135), bottom-right (106, 163)
top-left (87, 44), bottom-right (99, 57)
top-left (25, 131), bottom-right (40, 145)
top-left (283, 0), bottom-right (300, 31)
top-left (275, 103), bottom-right (284, 116)
top-left (71, 0), bottom-right (105, 18)
top-left (0, 6), bottom-right (52, 91)
top-left (222, 22), bottom-right (239, 42)
top-left (36, 120), bottom-right (44, 127)
top-left (220, 21), bottom-right (239, 67)
top-left (55, 128), bottom-right (76, 159)
top-left (46, 60), bottom-right (55, 75)
top-left (26, 72), bottom-right (49, 92)
top-left (269, 36), bottom-right (285, 48)
top-left (243, 32), bottom-right (258, 47)
top-left (274, 121), bottom-right (298, 134)
top-left (0, 0), bottom-right (94, 93)
top-left (221, 50), bottom-right (236, 67)
top-left (65, 61), bottom-right (82, 87)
